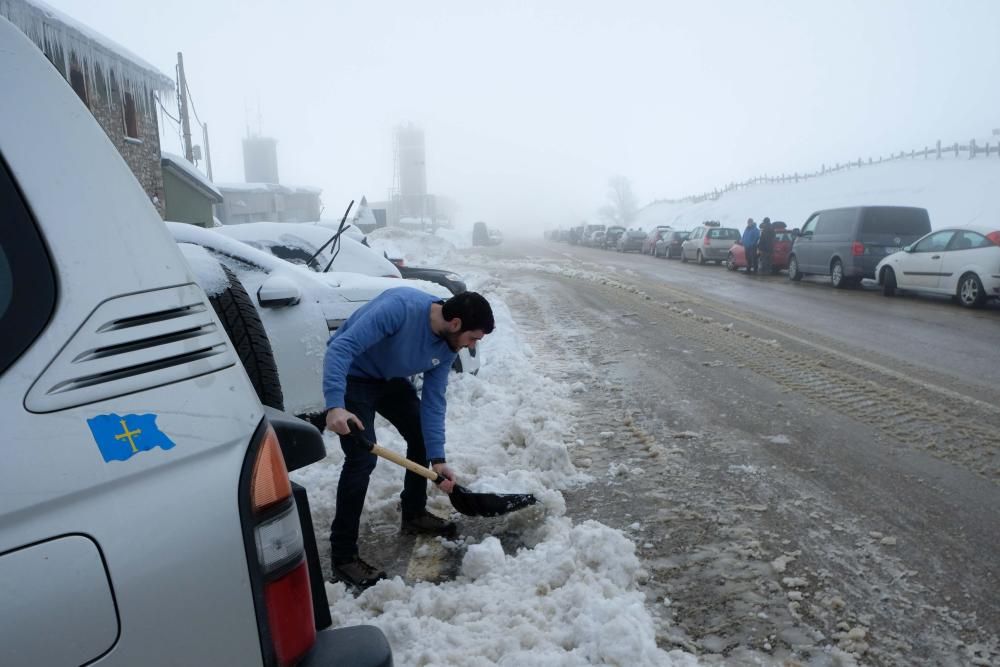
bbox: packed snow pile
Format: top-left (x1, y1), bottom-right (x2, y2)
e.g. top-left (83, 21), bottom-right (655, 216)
top-left (637, 158), bottom-right (1000, 232)
top-left (368, 226), bottom-right (467, 267)
top-left (326, 518), bottom-right (699, 667)
top-left (291, 265), bottom-right (698, 665)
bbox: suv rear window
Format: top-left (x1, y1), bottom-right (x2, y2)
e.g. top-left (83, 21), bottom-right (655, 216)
top-left (860, 207), bottom-right (931, 237)
top-left (709, 229), bottom-right (740, 240)
top-left (0, 155), bottom-right (57, 375)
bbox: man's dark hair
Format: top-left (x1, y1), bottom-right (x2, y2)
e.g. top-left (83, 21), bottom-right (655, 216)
top-left (442, 291), bottom-right (495, 333)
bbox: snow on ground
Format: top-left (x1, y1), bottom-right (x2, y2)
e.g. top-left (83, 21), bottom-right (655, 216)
top-left (636, 157), bottom-right (1000, 232)
top-left (291, 231), bottom-right (700, 666)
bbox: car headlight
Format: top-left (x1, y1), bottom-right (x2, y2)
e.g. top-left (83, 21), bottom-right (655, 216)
top-left (444, 273), bottom-right (461, 281)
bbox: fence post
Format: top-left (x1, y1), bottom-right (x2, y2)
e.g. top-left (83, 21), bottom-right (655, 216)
top-left (954, 142), bottom-right (959, 157)
top-left (924, 146), bottom-right (928, 159)
top-left (970, 139), bottom-right (976, 159)
top-left (936, 140), bottom-right (941, 158)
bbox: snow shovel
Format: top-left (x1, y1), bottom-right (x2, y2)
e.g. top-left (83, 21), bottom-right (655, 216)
top-left (348, 427), bottom-right (537, 517)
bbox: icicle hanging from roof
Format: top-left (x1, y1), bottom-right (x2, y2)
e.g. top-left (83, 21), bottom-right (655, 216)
top-left (0, 0), bottom-right (174, 114)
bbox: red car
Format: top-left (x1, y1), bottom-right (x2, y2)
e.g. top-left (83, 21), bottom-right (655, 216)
top-left (726, 226), bottom-right (796, 273)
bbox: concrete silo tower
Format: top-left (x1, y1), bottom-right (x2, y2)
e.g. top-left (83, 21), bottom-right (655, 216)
top-left (394, 123), bottom-right (429, 222)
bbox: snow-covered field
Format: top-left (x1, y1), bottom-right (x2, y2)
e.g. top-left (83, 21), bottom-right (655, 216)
top-left (292, 228), bottom-right (700, 666)
top-left (636, 157), bottom-right (1000, 232)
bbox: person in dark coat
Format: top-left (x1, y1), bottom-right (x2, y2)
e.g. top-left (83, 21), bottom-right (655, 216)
top-left (741, 218), bottom-right (760, 274)
top-left (758, 218), bottom-right (776, 275)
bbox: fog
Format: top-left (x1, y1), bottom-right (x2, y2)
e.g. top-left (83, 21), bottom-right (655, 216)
top-left (46, 0), bottom-right (1000, 235)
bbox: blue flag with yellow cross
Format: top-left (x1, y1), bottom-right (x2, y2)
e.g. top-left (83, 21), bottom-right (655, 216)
top-left (86, 413), bottom-right (176, 462)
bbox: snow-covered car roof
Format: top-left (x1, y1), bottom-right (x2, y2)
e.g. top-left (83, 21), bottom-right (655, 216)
top-left (215, 221), bottom-right (402, 278)
top-left (167, 221), bottom-right (449, 302)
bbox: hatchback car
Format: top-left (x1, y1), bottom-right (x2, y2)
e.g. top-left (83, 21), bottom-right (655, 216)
top-left (682, 224), bottom-right (741, 264)
top-left (787, 206), bottom-right (931, 288)
top-left (618, 229), bottom-right (647, 252)
top-left (876, 227), bottom-right (1000, 307)
top-left (0, 19), bottom-right (389, 666)
top-left (655, 230), bottom-right (690, 258)
top-left (726, 229), bottom-right (796, 273)
top-left (643, 226), bottom-right (673, 255)
top-left (604, 226), bottom-right (626, 249)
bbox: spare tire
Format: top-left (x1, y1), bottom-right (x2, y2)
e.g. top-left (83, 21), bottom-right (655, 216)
top-left (207, 264), bottom-right (285, 411)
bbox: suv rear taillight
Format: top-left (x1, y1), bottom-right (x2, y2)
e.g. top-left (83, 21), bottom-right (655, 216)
top-left (703, 236), bottom-right (711, 246)
top-left (242, 422), bottom-right (316, 666)
top-left (851, 241), bottom-right (865, 256)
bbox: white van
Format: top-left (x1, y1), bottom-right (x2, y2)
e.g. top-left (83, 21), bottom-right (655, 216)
top-left (0, 18), bottom-right (390, 666)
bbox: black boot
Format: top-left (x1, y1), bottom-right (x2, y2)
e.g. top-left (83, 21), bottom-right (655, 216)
top-left (331, 556), bottom-right (386, 590)
top-left (401, 509), bottom-right (457, 536)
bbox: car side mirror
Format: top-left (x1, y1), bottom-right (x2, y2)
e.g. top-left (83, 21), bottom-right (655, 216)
top-left (257, 274), bottom-right (301, 307)
top-left (903, 245), bottom-right (914, 253)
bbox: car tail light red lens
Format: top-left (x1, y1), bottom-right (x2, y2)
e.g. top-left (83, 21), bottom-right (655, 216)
top-left (242, 422), bottom-right (316, 666)
top-left (265, 562), bottom-right (315, 666)
top-left (852, 241), bottom-right (865, 256)
top-left (704, 236), bottom-right (711, 246)
top-left (986, 231), bottom-right (1000, 246)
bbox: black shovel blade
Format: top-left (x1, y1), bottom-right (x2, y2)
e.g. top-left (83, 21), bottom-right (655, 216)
top-left (449, 485), bottom-right (538, 517)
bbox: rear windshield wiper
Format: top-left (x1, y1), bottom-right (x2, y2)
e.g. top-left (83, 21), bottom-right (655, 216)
top-left (303, 199), bottom-right (354, 272)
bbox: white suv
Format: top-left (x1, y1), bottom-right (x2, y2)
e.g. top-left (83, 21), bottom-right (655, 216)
top-left (0, 19), bottom-right (390, 666)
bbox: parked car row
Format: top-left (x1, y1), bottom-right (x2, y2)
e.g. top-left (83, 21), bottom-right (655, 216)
top-left (547, 205), bottom-right (1000, 309)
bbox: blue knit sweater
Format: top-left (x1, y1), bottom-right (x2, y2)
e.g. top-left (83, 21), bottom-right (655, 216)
top-left (322, 287), bottom-right (454, 460)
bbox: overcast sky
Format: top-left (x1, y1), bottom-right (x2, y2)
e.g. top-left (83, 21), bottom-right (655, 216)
top-left (44, 0), bottom-right (1000, 233)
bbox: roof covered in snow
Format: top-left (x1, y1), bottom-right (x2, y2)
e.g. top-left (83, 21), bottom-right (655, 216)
top-left (0, 0), bottom-right (174, 105)
top-left (216, 182), bottom-right (323, 196)
top-left (161, 151), bottom-right (222, 202)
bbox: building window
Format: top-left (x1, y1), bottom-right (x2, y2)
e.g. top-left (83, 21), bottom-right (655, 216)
top-left (69, 63), bottom-right (89, 107)
top-left (122, 92), bottom-right (139, 139)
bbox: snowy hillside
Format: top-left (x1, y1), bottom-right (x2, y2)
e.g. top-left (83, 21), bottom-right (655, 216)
top-left (637, 158), bottom-right (1000, 232)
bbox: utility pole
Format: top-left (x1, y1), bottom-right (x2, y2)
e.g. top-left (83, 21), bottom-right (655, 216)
top-left (176, 52), bottom-right (194, 162)
top-left (202, 122), bottom-right (214, 181)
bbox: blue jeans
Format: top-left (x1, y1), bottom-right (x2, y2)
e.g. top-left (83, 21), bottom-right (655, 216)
top-left (330, 377), bottom-right (429, 562)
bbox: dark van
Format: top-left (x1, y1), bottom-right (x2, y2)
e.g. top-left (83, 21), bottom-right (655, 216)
top-left (787, 206), bottom-right (932, 288)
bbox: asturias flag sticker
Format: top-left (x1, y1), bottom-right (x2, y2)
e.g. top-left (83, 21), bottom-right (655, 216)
top-left (86, 413), bottom-right (176, 462)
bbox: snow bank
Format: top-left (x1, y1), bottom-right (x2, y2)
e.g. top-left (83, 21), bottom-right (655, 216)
top-left (368, 226), bottom-right (469, 267)
top-left (637, 158), bottom-right (1000, 232)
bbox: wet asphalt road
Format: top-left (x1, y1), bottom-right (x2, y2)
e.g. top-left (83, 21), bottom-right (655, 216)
top-left (538, 240), bottom-right (1000, 400)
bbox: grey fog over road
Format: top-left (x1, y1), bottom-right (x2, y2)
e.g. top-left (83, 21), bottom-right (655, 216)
top-left (478, 240), bottom-right (999, 665)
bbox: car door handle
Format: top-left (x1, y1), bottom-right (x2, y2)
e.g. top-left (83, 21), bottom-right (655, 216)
top-left (931, 255), bottom-right (940, 259)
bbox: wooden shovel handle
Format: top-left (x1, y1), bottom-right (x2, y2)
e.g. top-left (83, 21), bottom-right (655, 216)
top-left (371, 444), bottom-right (445, 484)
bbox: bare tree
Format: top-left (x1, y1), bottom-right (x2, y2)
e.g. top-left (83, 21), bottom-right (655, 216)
top-left (598, 175), bottom-right (638, 227)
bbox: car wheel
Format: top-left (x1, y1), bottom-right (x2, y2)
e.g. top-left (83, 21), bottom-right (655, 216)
top-left (697, 251), bottom-right (706, 265)
top-left (957, 272), bottom-right (986, 308)
top-left (726, 253), bottom-right (737, 271)
top-left (787, 255), bottom-right (802, 281)
top-left (882, 267), bottom-right (897, 297)
top-left (208, 265), bottom-right (285, 411)
top-left (831, 259), bottom-right (847, 288)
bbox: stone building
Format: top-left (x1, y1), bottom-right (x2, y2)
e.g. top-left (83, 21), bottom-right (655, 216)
top-left (1, 0), bottom-right (174, 215)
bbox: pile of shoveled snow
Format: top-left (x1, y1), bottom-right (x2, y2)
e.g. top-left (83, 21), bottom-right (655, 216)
top-left (326, 518), bottom-right (699, 666)
top-left (367, 226), bottom-right (468, 267)
top-left (291, 267), bottom-right (699, 665)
